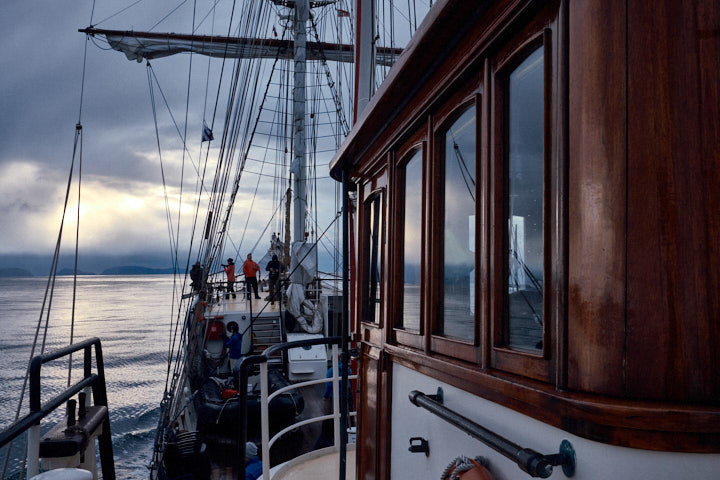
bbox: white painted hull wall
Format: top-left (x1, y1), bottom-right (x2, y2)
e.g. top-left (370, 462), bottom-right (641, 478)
top-left (391, 365), bottom-right (720, 479)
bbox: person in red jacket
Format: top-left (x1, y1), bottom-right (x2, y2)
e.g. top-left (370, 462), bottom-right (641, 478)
top-left (243, 253), bottom-right (261, 299)
top-left (222, 258), bottom-right (236, 299)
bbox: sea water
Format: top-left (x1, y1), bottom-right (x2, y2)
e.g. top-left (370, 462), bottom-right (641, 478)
top-left (0, 275), bottom-right (179, 479)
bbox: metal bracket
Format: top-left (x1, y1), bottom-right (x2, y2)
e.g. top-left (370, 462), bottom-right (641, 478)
top-left (427, 387), bottom-right (444, 404)
top-left (408, 437), bottom-right (430, 457)
top-left (541, 440), bottom-right (576, 477)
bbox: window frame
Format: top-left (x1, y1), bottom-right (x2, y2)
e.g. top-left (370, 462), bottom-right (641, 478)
top-left (391, 130), bottom-right (427, 350)
top-left (429, 84), bottom-right (482, 363)
top-left (359, 168), bottom-right (388, 346)
top-left (490, 22), bottom-right (559, 382)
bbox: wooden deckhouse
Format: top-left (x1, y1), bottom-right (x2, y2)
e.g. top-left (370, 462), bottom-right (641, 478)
top-left (331, 0), bottom-right (720, 478)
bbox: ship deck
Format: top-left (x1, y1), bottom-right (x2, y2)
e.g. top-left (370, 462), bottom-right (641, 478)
top-left (208, 291), bottom-right (283, 315)
top-left (206, 383), bottom-right (345, 479)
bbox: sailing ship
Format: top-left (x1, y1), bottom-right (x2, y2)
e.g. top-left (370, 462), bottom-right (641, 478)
top-left (2, 0), bottom-right (720, 479)
top-left (328, 0), bottom-right (720, 478)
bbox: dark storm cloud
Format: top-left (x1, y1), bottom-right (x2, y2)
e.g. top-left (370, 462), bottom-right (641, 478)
top-left (0, 1), bottom-right (341, 269)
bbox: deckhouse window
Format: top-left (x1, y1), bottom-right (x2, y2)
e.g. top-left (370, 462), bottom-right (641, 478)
top-left (440, 107), bottom-right (476, 341)
top-left (363, 191), bottom-right (384, 324)
top-left (401, 149), bottom-right (423, 332)
top-left (504, 46), bottom-right (544, 351)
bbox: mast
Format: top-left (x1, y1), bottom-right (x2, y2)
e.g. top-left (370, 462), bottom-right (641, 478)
top-left (292, 0), bottom-right (309, 242)
top-left (354, 0), bottom-right (374, 121)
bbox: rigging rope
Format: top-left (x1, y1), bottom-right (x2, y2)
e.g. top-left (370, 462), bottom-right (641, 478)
top-left (0, 123), bottom-right (85, 480)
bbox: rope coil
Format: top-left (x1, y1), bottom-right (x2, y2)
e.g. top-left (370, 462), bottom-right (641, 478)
top-left (441, 456), bottom-right (493, 480)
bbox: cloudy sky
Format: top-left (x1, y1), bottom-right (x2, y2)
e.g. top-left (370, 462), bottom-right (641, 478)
top-left (0, 1), bottom-right (349, 273)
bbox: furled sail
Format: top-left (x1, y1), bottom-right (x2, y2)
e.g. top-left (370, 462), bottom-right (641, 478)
top-left (80, 27), bottom-right (400, 66)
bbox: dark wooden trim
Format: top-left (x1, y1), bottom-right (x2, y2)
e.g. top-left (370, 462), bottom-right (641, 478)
top-left (554, 0), bottom-right (569, 391)
top-left (480, 59), bottom-right (492, 369)
top-left (357, 346), bottom-right (381, 479)
top-left (566, 0), bottom-right (627, 396)
top-left (358, 171), bottom-right (388, 348)
top-left (386, 344), bottom-right (720, 453)
top-left (623, 0), bottom-right (720, 403)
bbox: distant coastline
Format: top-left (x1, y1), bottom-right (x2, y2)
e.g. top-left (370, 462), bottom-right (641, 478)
top-left (0, 266), bottom-right (175, 277)
top-left (0, 268), bottom-right (34, 277)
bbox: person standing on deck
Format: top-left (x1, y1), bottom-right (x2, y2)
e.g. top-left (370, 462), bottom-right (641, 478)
top-left (244, 442), bottom-right (262, 480)
top-left (243, 253), bottom-right (261, 299)
top-left (190, 261), bottom-right (204, 292)
top-left (221, 322), bottom-right (243, 372)
top-left (265, 254), bottom-right (283, 305)
top-left (222, 258), bottom-right (236, 299)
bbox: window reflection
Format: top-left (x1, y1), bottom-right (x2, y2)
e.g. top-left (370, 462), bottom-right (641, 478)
top-left (364, 193), bottom-right (383, 324)
top-left (506, 46), bottom-right (544, 350)
top-left (402, 150), bottom-right (422, 331)
top-left (442, 107), bottom-right (476, 340)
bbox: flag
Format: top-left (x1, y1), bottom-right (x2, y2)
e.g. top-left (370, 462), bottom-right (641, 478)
top-left (272, 26), bottom-right (278, 37)
top-left (202, 123), bottom-right (214, 142)
top-left (337, 9), bottom-right (350, 17)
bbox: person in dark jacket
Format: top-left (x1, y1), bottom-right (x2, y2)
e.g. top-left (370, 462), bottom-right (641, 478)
top-left (190, 261), bottom-right (204, 292)
top-left (221, 322), bottom-right (243, 372)
top-left (265, 254), bottom-right (283, 305)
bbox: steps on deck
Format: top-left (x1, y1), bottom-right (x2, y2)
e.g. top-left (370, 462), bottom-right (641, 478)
top-left (251, 314), bottom-right (284, 365)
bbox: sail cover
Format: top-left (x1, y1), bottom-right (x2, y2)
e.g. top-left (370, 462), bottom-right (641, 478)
top-left (83, 28), bottom-right (399, 66)
top-left (286, 242), bottom-right (324, 334)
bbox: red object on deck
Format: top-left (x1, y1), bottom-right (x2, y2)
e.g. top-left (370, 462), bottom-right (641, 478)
top-left (206, 320), bottom-right (225, 340)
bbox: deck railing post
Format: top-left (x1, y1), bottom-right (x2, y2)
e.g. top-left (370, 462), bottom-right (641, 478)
top-left (331, 344), bottom-right (340, 447)
top-left (27, 424), bottom-right (40, 478)
top-left (260, 361), bottom-right (270, 480)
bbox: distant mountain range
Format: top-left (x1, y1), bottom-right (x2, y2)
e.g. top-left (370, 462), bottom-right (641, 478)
top-left (0, 266), bottom-right (175, 277)
top-left (0, 253), bottom-right (174, 277)
top-left (0, 267), bottom-right (34, 277)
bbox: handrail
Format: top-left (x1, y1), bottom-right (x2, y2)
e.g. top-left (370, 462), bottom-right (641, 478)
top-left (0, 338), bottom-right (116, 480)
top-left (236, 336), bottom-right (348, 480)
top-left (409, 390), bottom-right (575, 478)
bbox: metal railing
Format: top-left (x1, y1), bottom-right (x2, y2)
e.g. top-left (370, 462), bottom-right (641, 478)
top-left (409, 390), bottom-right (575, 478)
top-left (0, 337), bottom-right (115, 479)
top-left (236, 336), bottom-right (355, 480)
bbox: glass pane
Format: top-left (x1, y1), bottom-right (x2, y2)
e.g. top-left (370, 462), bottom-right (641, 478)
top-left (506, 47), bottom-right (544, 350)
top-left (442, 107), bottom-right (476, 340)
top-left (402, 150), bottom-right (422, 331)
top-left (365, 194), bottom-right (382, 323)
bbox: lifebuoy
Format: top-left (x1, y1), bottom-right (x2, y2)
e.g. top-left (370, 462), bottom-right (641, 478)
top-left (441, 456), bottom-right (495, 480)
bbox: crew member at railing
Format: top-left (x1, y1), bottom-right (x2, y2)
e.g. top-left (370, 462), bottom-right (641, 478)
top-left (222, 258), bottom-right (237, 299)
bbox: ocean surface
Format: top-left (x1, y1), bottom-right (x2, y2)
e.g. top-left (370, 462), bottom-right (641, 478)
top-left (0, 275), bottom-right (179, 479)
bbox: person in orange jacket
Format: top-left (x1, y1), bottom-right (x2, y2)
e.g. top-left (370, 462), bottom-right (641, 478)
top-left (222, 258), bottom-right (236, 299)
top-left (243, 253), bottom-right (261, 299)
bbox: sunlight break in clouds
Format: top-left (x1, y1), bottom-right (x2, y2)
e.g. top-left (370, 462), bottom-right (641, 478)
top-left (0, 160), bottom-right (203, 256)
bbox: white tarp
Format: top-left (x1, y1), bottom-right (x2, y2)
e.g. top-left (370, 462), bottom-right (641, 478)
top-left (285, 241), bottom-right (324, 334)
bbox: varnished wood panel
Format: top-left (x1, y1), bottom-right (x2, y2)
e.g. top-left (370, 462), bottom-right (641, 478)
top-left (338, 0), bottom-right (720, 454)
top-left (625, 0), bottom-right (720, 402)
top-left (357, 349), bottom-right (379, 480)
top-left (567, 0), bottom-right (627, 396)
